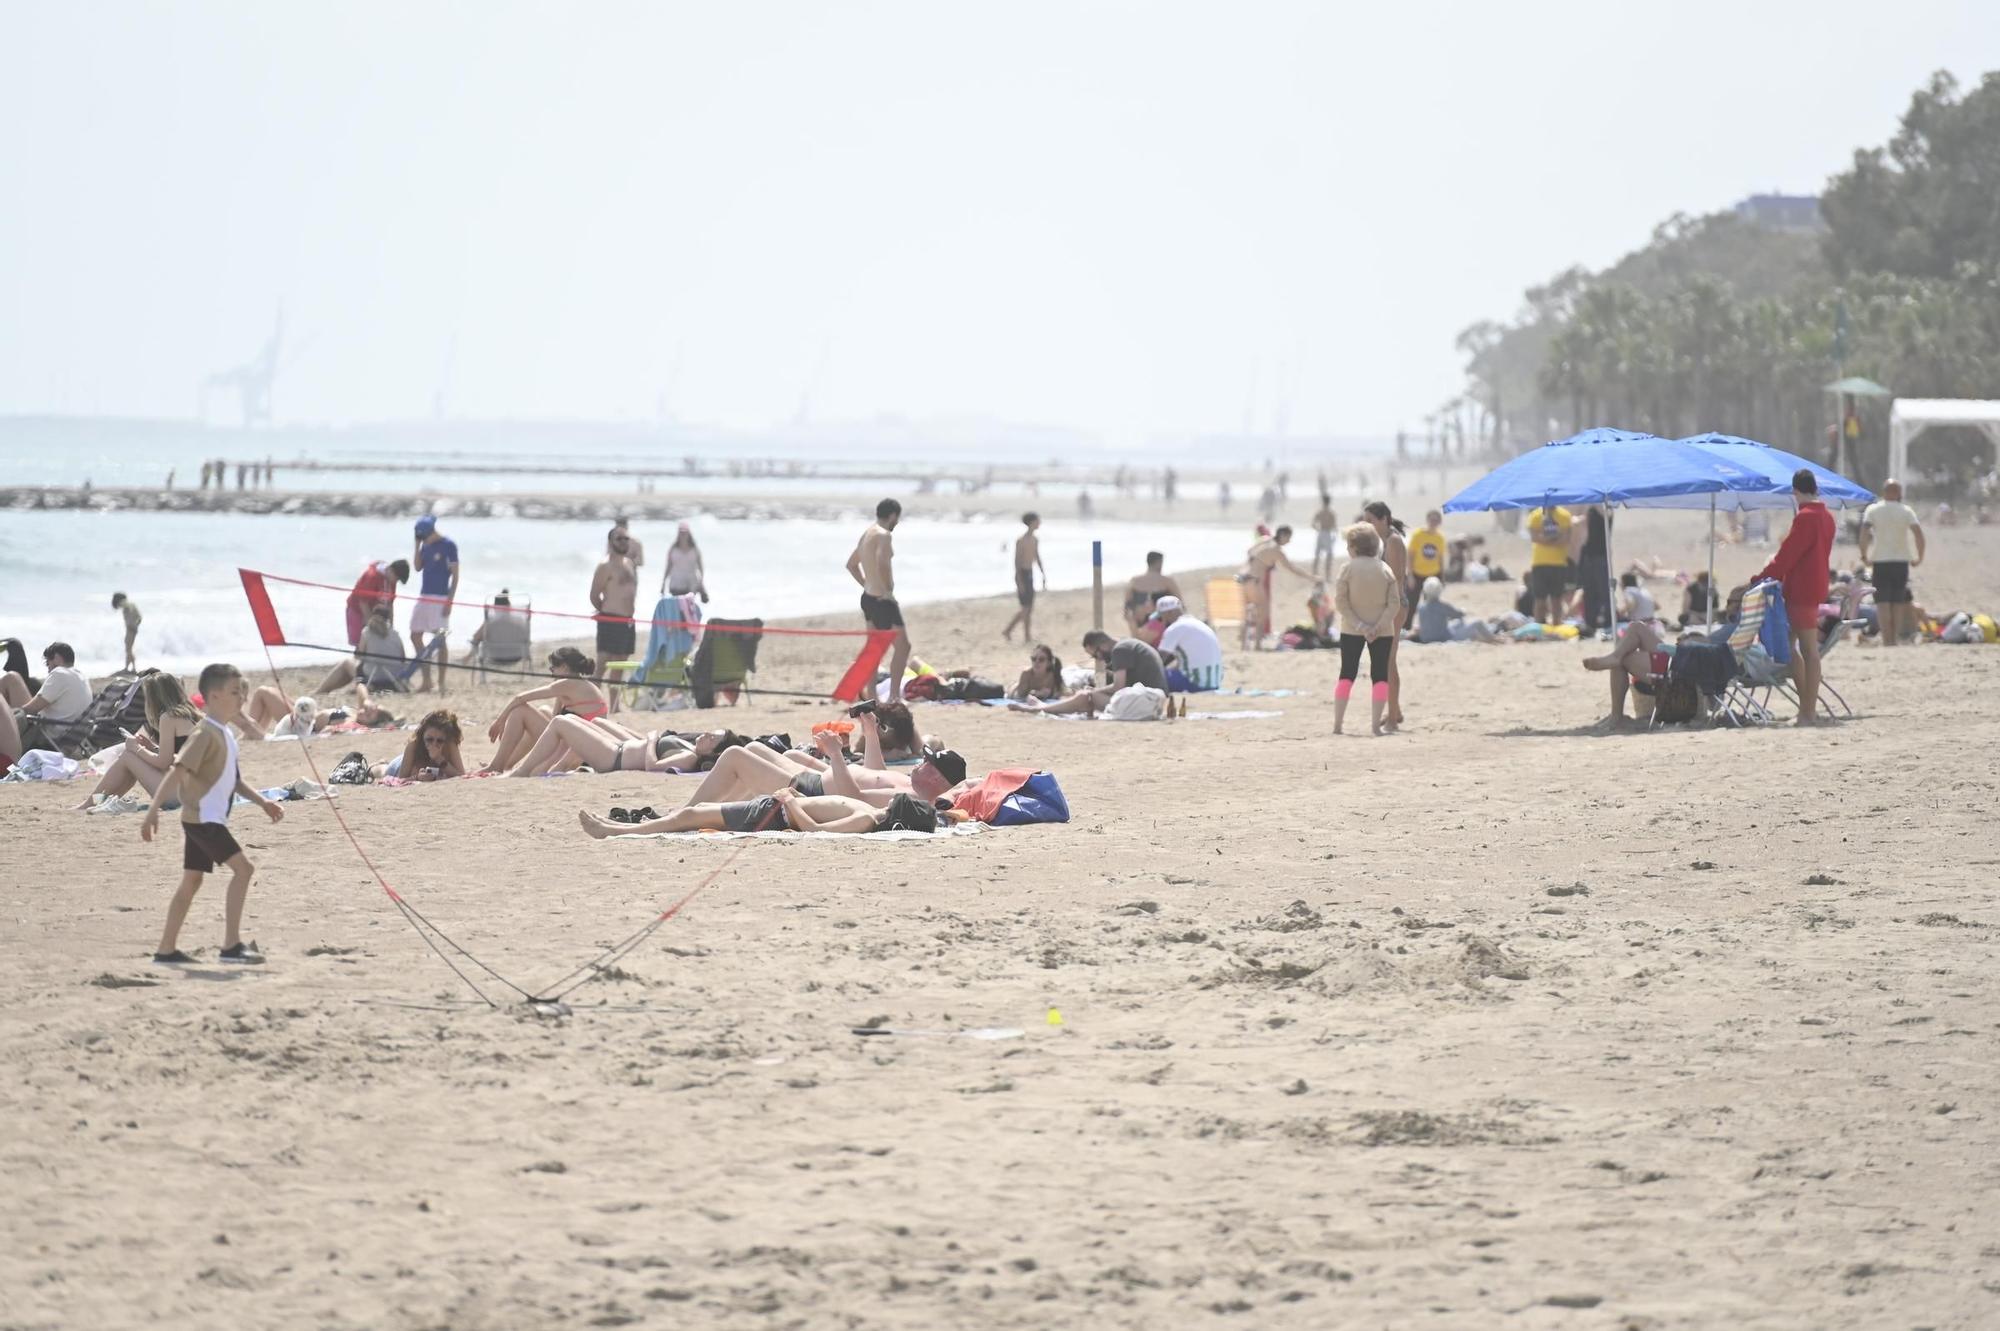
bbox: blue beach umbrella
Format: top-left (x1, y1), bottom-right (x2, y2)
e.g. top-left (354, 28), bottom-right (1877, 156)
top-left (1444, 428), bottom-right (1769, 636)
top-left (1667, 433), bottom-right (1874, 510)
top-left (1442, 427), bottom-right (1766, 513)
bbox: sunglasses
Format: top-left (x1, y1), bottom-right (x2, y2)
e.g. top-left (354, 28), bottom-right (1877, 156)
top-left (423, 733), bottom-right (449, 746)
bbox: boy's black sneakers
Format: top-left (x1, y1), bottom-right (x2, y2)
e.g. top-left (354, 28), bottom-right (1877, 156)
top-left (218, 942), bottom-right (266, 965)
top-left (152, 950), bottom-right (196, 965)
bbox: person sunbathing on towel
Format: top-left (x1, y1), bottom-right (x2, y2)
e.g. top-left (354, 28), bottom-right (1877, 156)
top-left (503, 716), bottom-right (747, 777)
top-left (577, 789), bottom-right (939, 839)
top-left (677, 712), bottom-right (969, 807)
top-left (241, 681), bottom-right (395, 738)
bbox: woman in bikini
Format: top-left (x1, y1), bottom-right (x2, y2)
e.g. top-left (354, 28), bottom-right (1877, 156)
top-left (503, 716), bottom-right (749, 778)
top-left (74, 673), bottom-right (201, 810)
top-left (481, 647), bottom-right (609, 772)
top-left (373, 710), bottom-right (468, 782)
top-left (1010, 645), bottom-right (1064, 701)
top-left (576, 789), bottom-right (938, 839)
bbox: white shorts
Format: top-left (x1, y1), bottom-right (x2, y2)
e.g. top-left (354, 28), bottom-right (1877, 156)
top-left (409, 597), bottom-right (449, 635)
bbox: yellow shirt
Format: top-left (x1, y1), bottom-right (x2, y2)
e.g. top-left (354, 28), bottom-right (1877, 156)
top-left (1527, 506), bottom-right (1573, 568)
top-left (1408, 527), bottom-right (1447, 578)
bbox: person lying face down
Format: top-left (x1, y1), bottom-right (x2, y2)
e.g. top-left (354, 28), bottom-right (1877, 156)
top-left (576, 789), bottom-right (939, 839)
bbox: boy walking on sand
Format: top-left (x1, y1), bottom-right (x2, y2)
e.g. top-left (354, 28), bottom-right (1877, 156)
top-left (140, 663), bottom-right (284, 965)
top-left (111, 593), bottom-right (142, 671)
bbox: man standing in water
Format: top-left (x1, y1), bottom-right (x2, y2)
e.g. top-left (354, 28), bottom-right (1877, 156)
top-left (847, 498), bottom-right (912, 703)
top-left (591, 524), bottom-right (640, 710)
top-left (1001, 512), bottom-right (1045, 643)
top-left (410, 516), bottom-right (459, 693)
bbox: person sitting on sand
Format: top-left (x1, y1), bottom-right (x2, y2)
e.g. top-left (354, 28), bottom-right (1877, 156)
top-left (1011, 630), bottom-right (1165, 716)
top-left (1010, 644), bottom-right (1065, 702)
top-left (1410, 577), bottom-right (1503, 644)
top-left (373, 710), bottom-right (467, 781)
top-left (1124, 552), bottom-right (1183, 632)
top-left (74, 673), bottom-right (202, 810)
top-left (1152, 596), bottom-right (1224, 692)
top-left (240, 680), bottom-right (396, 739)
top-left (481, 647), bottom-right (610, 772)
top-left (579, 788), bottom-right (940, 839)
top-left (314, 606), bottom-right (408, 695)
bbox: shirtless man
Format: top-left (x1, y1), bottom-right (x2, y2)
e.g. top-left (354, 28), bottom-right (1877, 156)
top-left (1001, 512), bottom-right (1046, 643)
top-left (1310, 493), bottom-right (1339, 578)
top-left (1240, 526), bottom-right (1309, 649)
top-left (591, 525), bottom-right (640, 709)
top-left (847, 498), bottom-right (912, 702)
top-left (1124, 552), bottom-right (1183, 632)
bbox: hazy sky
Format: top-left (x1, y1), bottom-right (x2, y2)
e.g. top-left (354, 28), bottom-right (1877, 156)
top-left (3, 2), bottom-right (1995, 440)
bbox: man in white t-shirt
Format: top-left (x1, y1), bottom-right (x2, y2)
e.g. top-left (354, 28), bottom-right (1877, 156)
top-left (0, 641), bottom-right (92, 762)
top-left (1860, 479), bottom-right (1926, 646)
top-left (1153, 596), bottom-right (1224, 692)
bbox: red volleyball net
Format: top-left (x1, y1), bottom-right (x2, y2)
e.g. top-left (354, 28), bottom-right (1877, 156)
top-left (237, 568), bottom-right (893, 702)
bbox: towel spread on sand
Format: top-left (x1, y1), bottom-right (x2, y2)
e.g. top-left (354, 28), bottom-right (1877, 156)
top-left (624, 823), bottom-right (988, 843)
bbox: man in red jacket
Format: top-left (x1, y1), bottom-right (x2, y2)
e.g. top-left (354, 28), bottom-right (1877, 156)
top-left (1753, 470), bottom-right (1837, 725)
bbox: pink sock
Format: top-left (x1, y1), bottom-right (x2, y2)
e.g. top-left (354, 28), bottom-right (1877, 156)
top-left (1371, 682), bottom-right (1389, 703)
top-left (1335, 680), bottom-right (1354, 701)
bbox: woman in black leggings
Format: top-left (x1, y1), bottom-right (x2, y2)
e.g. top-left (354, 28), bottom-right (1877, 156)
top-left (1333, 523), bottom-right (1401, 735)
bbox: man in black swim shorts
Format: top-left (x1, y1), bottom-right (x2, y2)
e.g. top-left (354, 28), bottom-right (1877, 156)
top-left (847, 498), bottom-right (913, 701)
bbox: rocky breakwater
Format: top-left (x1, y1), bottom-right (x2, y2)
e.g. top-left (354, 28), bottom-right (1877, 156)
top-left (0, 486), bottom-right (944, 524)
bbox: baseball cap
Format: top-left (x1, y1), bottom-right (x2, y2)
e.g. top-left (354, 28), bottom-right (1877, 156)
top-left (414, 514), bottom-right (437, 537)
top-left (1154, 595), bottom-right (1183, 614)
top-left (921, 746), bottom-right (967, 786)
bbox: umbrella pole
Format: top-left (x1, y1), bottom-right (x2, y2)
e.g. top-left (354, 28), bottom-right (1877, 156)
top-left (1606, 504), bottom-right (1620, 643)
top-left (1706, 495), bottom-right (1717, 631)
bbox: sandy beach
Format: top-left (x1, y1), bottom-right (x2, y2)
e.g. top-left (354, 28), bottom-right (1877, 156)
top-left (3, 509), bottom-right (1997, 1330)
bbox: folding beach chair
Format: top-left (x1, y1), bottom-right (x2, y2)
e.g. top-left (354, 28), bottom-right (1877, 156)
top-left (1204, 577), bottom-right (1246, 632)
top-left (1710, 585), bottom-right (1778, 727)
top-left (688, 618), bottom-right (762, 708)
top-left (1741, 616), bottom-right (1858, 721)
top-left (473, 598), bottom-right (533, 682)
top-left (19, 671), bottom-right (148, 759)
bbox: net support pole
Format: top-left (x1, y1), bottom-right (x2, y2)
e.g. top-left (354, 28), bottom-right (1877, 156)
top-left (1091, 539), bottom-right (1104, 686)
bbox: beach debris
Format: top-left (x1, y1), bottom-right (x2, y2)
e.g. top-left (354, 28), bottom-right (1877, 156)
top-left (1046, 1007), bottom-right (1064, 1026)
top-left (522, 1160), bottom-right (568, 1174)
top-left (1282, 1079), bottom-right (1309, 1096)
top-left (1546, 883), bottom-right (1590, 897)
top-left (1689, 860), bottom-right (1716, 870)
top-left (1114, 900), bottom-right (1159, 916)
top-left (1543, 1294), bottom-right (1603, 1309)
top-left (86, 973), bottom-right (159, 989)
top-left (1803, 873), bottom-right (1839, 886)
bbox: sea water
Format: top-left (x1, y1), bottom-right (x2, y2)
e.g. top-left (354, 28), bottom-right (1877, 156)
top-left (1, 507), bottom-right (1262, 676)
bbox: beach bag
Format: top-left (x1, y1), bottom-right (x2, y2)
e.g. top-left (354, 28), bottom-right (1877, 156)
top-left (1653, 677), bottom-right (1701, 725)
top-left (1103, 684), bottom-right (1166, 721)
top-left (939, 676), bottom-right (1005, 701)
top-left (1756, 584), bottom-right (1792, 666)
top-left (989, 773), bottom-right (1070, 827)
top-left (1975, 613), bottom-right (1999, 644)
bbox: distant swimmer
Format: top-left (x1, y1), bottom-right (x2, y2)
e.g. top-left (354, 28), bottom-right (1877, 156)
top-left (847, 498), bottom-right (912, 703)
top-left (1001, 512), bottom-right (1045, 643)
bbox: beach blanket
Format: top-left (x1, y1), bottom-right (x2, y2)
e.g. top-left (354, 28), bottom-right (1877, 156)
top-left (627, 823), bottom-right (987, 843)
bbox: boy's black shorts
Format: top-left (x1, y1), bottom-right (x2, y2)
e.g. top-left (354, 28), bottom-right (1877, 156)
top-left (183, 822), bottom-right (243, 873)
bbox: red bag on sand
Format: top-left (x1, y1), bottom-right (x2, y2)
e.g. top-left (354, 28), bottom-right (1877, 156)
top-left (946, 768), bottom-right (1038, 823)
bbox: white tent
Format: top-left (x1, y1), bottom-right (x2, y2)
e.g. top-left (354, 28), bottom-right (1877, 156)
top-left (1888, 398), bottom-right (2000, 480)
